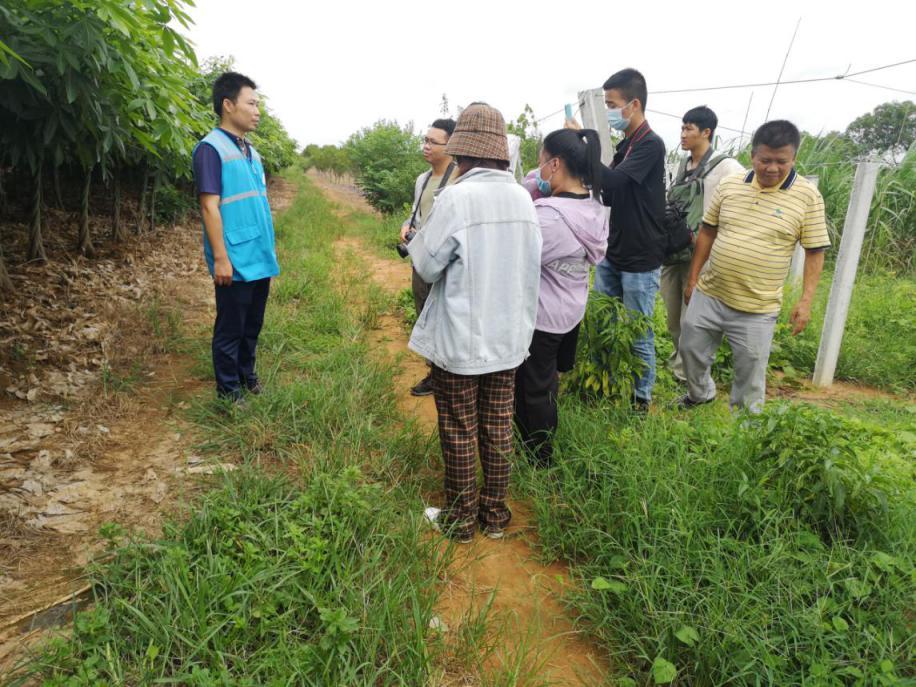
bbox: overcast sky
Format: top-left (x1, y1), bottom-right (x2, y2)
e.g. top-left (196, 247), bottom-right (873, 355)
top-left (184, 0), bottom-right (915, 152)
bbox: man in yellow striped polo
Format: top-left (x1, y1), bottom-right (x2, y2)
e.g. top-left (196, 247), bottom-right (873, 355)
top-left (680, 120), bottom-right (830, 412)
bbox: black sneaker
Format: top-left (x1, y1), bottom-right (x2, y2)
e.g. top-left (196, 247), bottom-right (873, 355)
top-left (678, 394), bottom-right (714, 409)
top-left (410, 374), bottom-right (434, 397)
top-left (632, 397), bottom-right (650, 414)
top-left (243, 377), bottom-right (264, 395)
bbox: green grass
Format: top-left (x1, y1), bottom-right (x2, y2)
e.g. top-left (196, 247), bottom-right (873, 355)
top-left (338, 190), bottom-right (915, 686)
top-left (8, 169), bottom-right (457, 687)
top-left (514, 400), bottom-right (915, 686)
top-left (770, 274), bottom-right (916, 392)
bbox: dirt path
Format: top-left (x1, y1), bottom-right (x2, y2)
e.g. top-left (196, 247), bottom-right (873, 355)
top-left (0, 178), bottom-right (298, 670)
top-left (312, 173), bottom-right (608, 686)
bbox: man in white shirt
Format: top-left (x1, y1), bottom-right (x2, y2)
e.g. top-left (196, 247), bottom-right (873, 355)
top-left (661, 106), bottom-right (745, 381)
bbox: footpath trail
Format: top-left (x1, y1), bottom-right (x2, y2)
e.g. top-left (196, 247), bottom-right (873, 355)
top-left (311, 172), bottom-right (608, 686)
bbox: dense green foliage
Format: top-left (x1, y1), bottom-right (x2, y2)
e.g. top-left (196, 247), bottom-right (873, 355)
top-left (846, 100), bottom-right (915, 158)
top-left (771, 274), bottom-right (916, 392)
top-left (344, 121), bottom-right (427, 215)
top-left (506, 104), bottom-right (542, 173)
top-left (521, 401), bottom-right (914, 686)
top-left (0, 3), bottom-right (298, 269)
top-left (567, 292), bottom-right (650, 404)
top-left (301, 144), bottom-right (352, 181)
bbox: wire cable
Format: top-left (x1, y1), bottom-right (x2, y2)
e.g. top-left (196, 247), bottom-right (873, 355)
top-left (652, 58), bottom-right (916, 95)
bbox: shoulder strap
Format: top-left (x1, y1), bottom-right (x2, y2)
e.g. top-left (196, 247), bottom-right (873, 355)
top-left (698, 153), bottom-right (730, 179)
top-left (408, 171), bottom-right (434, 230)
top-left (437, 162), bottom-right (457, 190)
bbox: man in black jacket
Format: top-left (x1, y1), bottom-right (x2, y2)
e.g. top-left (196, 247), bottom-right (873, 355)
top-left (574, 68), bottom-right (666, 411)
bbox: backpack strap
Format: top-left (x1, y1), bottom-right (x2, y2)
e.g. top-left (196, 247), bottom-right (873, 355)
top-left (698, 153), bottom-right (730, 179)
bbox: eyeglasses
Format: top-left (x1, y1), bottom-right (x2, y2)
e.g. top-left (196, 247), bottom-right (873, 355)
top-left (423, 137), bottom-right (447, 146)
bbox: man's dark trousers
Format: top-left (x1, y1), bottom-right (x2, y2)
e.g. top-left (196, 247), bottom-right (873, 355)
top-left (213, 277), bottom-right (270, 398)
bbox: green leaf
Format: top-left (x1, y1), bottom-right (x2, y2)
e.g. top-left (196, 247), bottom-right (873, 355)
top-left (616, 679), bottom-right (637, 687)
top-left (831, 616), bottom-right (849, 633)
top-left (651, 657), bottom-right (677, 684)
top-left (675, 625), bottom-right (700, 646)
top-left (591, 577), bottom-right (626, 593)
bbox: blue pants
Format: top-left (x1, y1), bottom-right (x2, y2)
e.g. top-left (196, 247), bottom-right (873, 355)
top-left (212, 278), bottom-right (270, 398)
top-left (593, 259), bottom-right (660, 402)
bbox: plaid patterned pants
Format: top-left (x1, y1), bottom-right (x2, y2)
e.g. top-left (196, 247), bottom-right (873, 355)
top-left (432, 365), bottom-right (516, 536)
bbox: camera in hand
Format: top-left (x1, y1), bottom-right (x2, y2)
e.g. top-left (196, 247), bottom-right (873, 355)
top-left (663, 201), bottom-right (692, 256)
top-left (396, 229), bottom-right (416, 259)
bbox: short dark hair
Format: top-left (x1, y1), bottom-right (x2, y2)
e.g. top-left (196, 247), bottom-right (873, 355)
top-left (682, 106), bottom-right (718, 141)
top-left (752, 120), bottom-right (801, 153)
top-left (212, 71), bottom-right (257, 117)
top-left (430, 118), bottom-right (456, 137)
top-left (603, 68), bottom-right (648, 110)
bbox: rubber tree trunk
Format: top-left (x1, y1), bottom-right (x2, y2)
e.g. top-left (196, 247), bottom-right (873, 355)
top-left (0, 232), bottom-right (12, 294)
top-left (53, 164), bottom-right (65, 209)
top-left (111, 169), bottom-right (125, 242)
top-left (148, 170), bottom-right (158, 234)
top-left (27, 165), bottom-right (47, 262)
top-left (0, 167), bottom-right (7, 216)
top-left (136, 166), bottom-right (149, 234)
top-left (77, 167), bottom-right (94, 257)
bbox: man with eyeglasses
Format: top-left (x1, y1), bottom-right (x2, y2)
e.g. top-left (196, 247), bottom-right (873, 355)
top-left (400, 118), bottom-right (458, 396)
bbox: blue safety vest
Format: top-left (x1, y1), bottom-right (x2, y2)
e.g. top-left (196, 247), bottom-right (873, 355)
top-left (194, 129), bottom-right (281, 282)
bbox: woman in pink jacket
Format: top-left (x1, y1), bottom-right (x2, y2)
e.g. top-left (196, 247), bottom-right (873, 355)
top-left (517, 129), bottom-right (608, 467)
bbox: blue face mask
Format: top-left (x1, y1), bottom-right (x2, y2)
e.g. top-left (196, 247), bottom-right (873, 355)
top-left (534, 168), bottom-right (552, 196)
top-left (606, 101), bottom-right (633, 131)
top-left (535, 159), bottom-right (556, 196)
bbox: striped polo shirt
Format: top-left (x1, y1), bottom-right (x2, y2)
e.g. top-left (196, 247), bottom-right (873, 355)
top-left (698, 169), bottom-right (830, 313)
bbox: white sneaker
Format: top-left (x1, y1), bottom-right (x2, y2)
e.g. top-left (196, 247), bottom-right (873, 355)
top-left (423, 506), bottom-right (473, 544)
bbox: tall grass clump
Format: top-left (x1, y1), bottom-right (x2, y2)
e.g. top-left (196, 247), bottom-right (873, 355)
top-left (769, 273), bottom-right (916, 392)
top-left (520, 401), bottom-right (915, 685)
top-left (10, 170), bottom-right (449, 686)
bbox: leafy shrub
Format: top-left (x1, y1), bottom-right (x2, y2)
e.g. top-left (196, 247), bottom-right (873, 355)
top-left (568, 292), bottom-right (650, 404)
top-left (154, 183), bottom-right (197, 224)
top-left (344, 121), bottom-right (427, 215)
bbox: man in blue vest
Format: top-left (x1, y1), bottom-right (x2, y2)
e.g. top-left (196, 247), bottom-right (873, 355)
top-left (192, 72), bottom-right (280, 403)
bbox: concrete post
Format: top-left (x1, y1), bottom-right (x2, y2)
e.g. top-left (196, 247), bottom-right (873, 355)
top-left (812, 161), bottom-right (880, 387)
top-left (577, 88), bottom-right (613, 166)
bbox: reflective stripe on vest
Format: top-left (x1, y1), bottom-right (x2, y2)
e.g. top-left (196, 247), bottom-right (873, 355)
top-left (194, 129), bottom-right (279, 282)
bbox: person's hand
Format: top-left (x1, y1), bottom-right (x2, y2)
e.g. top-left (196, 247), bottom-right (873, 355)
top-left (789, 300), bottom-right (812, 336)
top-left (683, 279), bottom-right (696, 306)
top-left (214, 256), bottom-right (234, 286)
top-left (400, 224), bottom-right (411, 242)
top-left (564, 117), bottom-right (582, 131)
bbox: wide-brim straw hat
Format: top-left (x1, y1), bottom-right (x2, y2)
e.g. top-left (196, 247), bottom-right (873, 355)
top-left (445, 102), bottom-right (509, 162)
